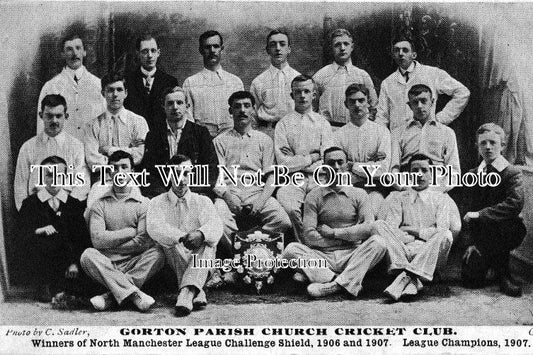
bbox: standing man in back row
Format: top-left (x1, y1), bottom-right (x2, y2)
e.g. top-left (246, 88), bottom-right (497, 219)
top-left (37, 32), bottom-right (105, 142)
top-left (313, 28), bottom-right (378, 128)
top-left (125, 33), bottom-right (179, 132)
top-left (183, 30), bottom-right (244, 137)
top-left (250, 29), bottom-right (300, 139)
top-left (375, 37), bottom-right (470, 133)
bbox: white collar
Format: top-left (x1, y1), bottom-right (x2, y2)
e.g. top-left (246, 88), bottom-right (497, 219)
top-left (106, 107), bottom-right (127, 123)
top-left (166, 119), bottom-right (186, 134)
top-left (37, 188), bottom-right (68, 203)
top-left (64, 65), bottom-right (85, 80)
top-left (399, 61), bottom-right (416, 75)
top-left (168, 188), bottom-right (191, 206)
top-left (269, 63), bottom-right (291, 74)
top-left (141, 66), bottom-right (157, 77)
top-left (408, 188), bottom-right (432, 204)
top-left (203, 66), bottom-right (223, 75)
top-left (42, 131), bottom-right (66, 146)
top-left (333, 59), bottom-right (353, 70)
top-left (477, 155), bottom-right (509, 173)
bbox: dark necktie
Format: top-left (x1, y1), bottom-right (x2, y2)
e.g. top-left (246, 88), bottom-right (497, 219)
top-left (74, 75), bottom-right (79, 84)
top-left (403, 71), bottom-right (409, 83)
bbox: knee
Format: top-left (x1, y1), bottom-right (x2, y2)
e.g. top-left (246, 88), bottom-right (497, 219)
top-left (366, 234), bottom-right (388, 254)
top-left (80, 248), bottom-right (99, 268)
top-left (435, 230), bottom-right (453, 247)
top-left (282, 242), bottom-right (304, 259)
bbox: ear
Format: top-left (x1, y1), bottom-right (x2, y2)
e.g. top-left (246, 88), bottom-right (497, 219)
top-left (290, 92), bottom-right (294, 100)
top-left (220, 44), bottom-right (225, 51)
top-left (64, 113), bottom-right (69, 120)
top-left (124, 88), bottom-right (128, 99)
top-left (412, 51), bottom-right (417, 60)
top-left (344, 99), bottom-right (349, 109)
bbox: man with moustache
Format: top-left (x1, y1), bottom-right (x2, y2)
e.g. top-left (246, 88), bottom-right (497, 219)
top-left (250, 29), bottom-right (300, 138)
top-left (213, 91), bottom-right (291, 254)
top-left (124, 34), bottom-right (179, 132)
top-left (334, 83), bottom-right (391, 217)
top-left (81, 150), bottom-right (164, 312)
top-left (183, 30), bottom-right (244, 137)
top-left (37, 33), bottom-right (105, 142)
top-left (375, 37), bottom-right (470, 133)
top-left (85, 71), bottom-right (149, 171)
top-left (142, 86), bottom-right (218, 198)
top-left (313, 28), bottom-right (377, 127)
top-left (15, 94), bottom-right (89, 210)
top-left (275, 75), bottom-right (333, 241)
top-left (147, 154), bottom-right (223, 316)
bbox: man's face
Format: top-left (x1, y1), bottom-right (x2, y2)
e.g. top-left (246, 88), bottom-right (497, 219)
top-left (44, 162), bottom-right (66, 196)
top-left (324, 150), bottom-right (346, 186)
top-left (200, 35), bottom-right (223, 68)
top-left (138, 38), bottom-right (160, 71)
top-left (41, 105), bottom-right (67, 137)
top-left (230, 97), bottom-right (254, 129)
top-left (392, 41), bottom-right (417, 70)
top-left (63, 38), bottom-right (86, 70)
top-left (408, 91), bottom-right (433, 122)
top-left (103, 81), bottom-right (127, 112)
top-left (110, 157), bottom-right (132, 186)
top-left (410, 159), bottom-right (431, 191)
top-left (332, 35), bottom-right (353, 64)
top-left (164, 91), bottom-right (188, 124)
top-left (291, 79), bottom-right (316, 112)
top-left (267, 33), bottom-right (291, 66)
top-left (171, 160), bottom-right (192, 198)
top-left (345, 91), bottom-right (369, 121)
top-left (477, 131), bottom-right (504, 163)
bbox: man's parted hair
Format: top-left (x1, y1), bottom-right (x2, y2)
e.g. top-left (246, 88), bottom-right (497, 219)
top-left (135, 33), bottom-right (158, 51)
top-left (392, 36), bottom-right (417, 52)
top-left (41, 94), bottom-right (67, 114)
top-left (228, 91), bottom-right (255, 107)
top-left (60, 32), bottom-right (85, 51)
top-left (291, 74), bottom-right (315, 88)
top-left (476, 123), bottom-right (506, 144)
top-left (40, 155), bottom-right (67, 166)
top-left (345, 83), bottom-right (369, 99)
top-left (408, 84), bottom-right (433, 99)
top-left (161, 86), bottom-right (188, 105)
top-left (330, 28), bottom-right (353, 44)
top-left (323, 146), bottom-right (347, 160)
top-left (169, 153), bottom-right (192, 166)
top-left (199, 30), bottom-right (223, 49)
top-left (266, 29), bottom-right (291, 48)
top-left (101, 71), bottom-right (126, 91)
top-left (408, 153), bottom-right (433, 171)
top-left (108, 150), bottom-right (134, 168)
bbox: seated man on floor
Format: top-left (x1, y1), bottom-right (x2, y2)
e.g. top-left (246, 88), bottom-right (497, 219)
top-left (381, 154), bottom-right (461, 301)
top-left (19, 156), bottom-right (91, 302)
top-left (282, 146), bottom-right (387, 298)
top-left (146, 154), bottom-right (223, 317)
top-left (214, 91), bottom-right (291, 257)
top-left (81, 150), bottom-right (164, 312)
top-left (462, 123), bottom-right (526, 297)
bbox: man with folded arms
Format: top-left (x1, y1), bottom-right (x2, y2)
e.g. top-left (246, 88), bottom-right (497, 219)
top-left (147, 154), bottom-right (223, 316)
top-left (81, 150), bottom-right (164, 312)
top-left (282, 147), bottom-right (387, 298)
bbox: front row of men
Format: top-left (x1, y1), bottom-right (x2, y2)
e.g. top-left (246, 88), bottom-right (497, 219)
top-left (21, 120), bottom-right (525, 316)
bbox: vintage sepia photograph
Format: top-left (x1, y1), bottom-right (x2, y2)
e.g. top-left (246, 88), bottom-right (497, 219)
top-left (0, 0), bottom-right (532, 353)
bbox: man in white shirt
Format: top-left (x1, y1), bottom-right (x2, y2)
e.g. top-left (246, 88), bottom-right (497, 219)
top-left (313, 29), bottom-right (378, 128)
top-left (15, 94), bottom-right (89, 210)
top-left (84, 71), bottom-right (149, 171)
top-left (37, 33), bottom-right (105, 142)
top-left (375, 37), bottom-right (470, 133)
top-left (250, 29), bottom-right (300, 139)
top-left (334, 83), bottom-right (391, 217)
top-left (183, 30), bottom-right (244, 137)
top-left (275, 75), bottom-right (333, 241)
top-left (147, 154), bottom-right (223, 316)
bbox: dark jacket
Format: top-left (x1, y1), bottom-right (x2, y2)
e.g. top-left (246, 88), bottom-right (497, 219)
top-left (142, 120), bottom-right (219, 198)
top-left (124, 68), bottom-right (179, 132)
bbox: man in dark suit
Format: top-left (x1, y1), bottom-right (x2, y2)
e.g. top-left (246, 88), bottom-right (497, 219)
top-left (142, 86), bottom-right (219, 198)
top-left (462, 123), bottom-right (526, 297)
top-left (18, 155), bottom-right (91, 302)
top-left (124, 33), bottom-right (179, 132)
